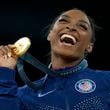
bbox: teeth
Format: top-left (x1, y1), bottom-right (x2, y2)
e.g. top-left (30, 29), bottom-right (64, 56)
top-left (61, 34), bottom-right (77, 44)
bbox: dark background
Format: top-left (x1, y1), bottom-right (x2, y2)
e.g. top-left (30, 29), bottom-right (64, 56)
top-left (0, 0), bottom-right (109, 86)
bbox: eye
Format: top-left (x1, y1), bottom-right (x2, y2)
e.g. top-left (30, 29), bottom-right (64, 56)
top-left (79, 24), bottom-right (88, 31)
top-left (58, 18), bottom-right (69, 23)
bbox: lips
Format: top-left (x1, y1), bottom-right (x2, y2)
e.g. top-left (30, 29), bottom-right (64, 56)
top-left (60, 34), bottom-right (77, 45)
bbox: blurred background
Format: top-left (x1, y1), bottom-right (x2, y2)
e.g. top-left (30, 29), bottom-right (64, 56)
top-left (0, 0), bottom-right (109, 86)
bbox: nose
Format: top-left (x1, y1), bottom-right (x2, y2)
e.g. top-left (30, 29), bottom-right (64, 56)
top-left (66, 25), bottom-right (77, 32)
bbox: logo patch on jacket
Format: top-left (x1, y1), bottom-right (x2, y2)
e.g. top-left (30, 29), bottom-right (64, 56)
top-left (75, 79), bottom-right (96, 93)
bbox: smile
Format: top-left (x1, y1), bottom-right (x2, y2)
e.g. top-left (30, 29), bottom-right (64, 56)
top-left (60, 34), bottom-right (77, 46)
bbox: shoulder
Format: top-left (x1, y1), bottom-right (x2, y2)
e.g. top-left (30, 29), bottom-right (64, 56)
top-left (84, 68), bottom-right (110, 81)
top-left (87, 68), bottom-right (110, 74)
top-left (85, 68), bottom-right (110, 74)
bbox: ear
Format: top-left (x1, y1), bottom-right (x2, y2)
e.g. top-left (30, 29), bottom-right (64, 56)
top-left (47, 30), bottom-right (52, 41)
top-left (47, 35), bottom-right (50, 41)
top-left (85, 43), bottom-right (94, 53)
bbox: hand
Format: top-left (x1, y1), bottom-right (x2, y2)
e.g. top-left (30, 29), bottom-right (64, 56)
top-left (0, 45), bottom-right (18, 70)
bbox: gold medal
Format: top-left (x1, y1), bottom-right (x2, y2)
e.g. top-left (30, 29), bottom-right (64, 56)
top-left (13, 37), bottom-right (31, 56)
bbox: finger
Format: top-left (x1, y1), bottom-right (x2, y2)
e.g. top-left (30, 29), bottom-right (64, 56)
top-left (0, 45), bottom-right (12, 58)
top-left (8, 44), bottom-right (16, 49)
top-left (8, 45), bottom-right (19, 59)
top-left (5, 45), bottom-right (13, 57)
top-left (0, 45), bottom-right (7, 56)
top-left (8, 44), bottom-right (18, 56)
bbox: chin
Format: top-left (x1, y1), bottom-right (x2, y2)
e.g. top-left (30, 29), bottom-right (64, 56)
top-left (58, 52), bottom-right (79, 60)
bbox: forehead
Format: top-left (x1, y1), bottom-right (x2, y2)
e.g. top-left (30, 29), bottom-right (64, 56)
top-left (60, 9), bottom-right (90, 24)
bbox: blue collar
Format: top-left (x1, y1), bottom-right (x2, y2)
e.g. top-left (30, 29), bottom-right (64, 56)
top-left (49, 59), bottom-right (88, 76)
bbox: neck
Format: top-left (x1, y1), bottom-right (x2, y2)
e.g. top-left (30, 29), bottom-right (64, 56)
top-left (51, 54), bottom-right (83, 70)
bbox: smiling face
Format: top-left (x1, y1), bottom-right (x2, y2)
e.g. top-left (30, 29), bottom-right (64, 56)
top-left (47, 9), bottom-right (93, 61)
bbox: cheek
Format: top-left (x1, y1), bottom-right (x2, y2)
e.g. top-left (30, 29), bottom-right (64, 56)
top-left (80, 32), bottom-right (92, 44)
top-left (78, 38), bottom-right (91, 52)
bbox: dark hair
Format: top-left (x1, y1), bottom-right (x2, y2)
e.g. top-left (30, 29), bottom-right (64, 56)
top-left (87, 16), bottom-right (100, 43)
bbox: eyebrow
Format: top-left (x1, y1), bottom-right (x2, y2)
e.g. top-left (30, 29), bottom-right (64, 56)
top-left (61, 15), bottom-right (70, 19)
top-left (61, 15), bottom-right (90, 26)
